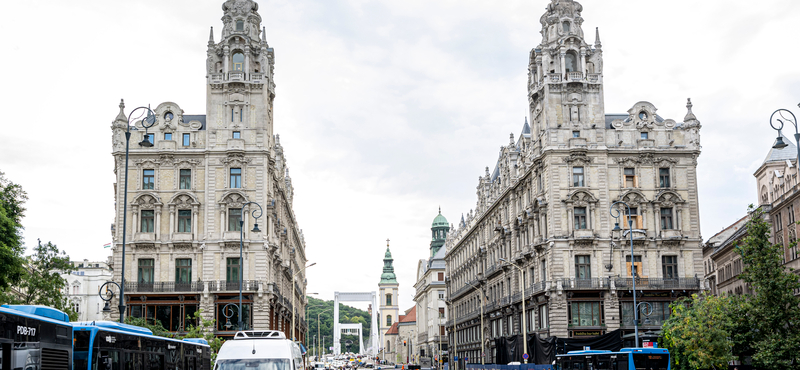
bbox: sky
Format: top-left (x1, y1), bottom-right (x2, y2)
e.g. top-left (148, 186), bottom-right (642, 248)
top-left (1, 0), bottom-right (799, 312)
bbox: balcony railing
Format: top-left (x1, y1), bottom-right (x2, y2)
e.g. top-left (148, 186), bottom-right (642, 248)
top-left (567, 72), bottom-right (583, 81)
top-left (613, 277), bottom-right (699, 290)
top-left (561, 277), bottom-right (608, 290)
top-left (528, 280), bottom-right (549, 295)
top-left (125, 281), bottom-right (203, 293)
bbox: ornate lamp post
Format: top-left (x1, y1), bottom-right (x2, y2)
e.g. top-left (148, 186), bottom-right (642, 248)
top-left (235, 201), bottom-right (263, 330)
top-left (769, 105), bottom-right (800, 164)
top-left (610, 200), bottom-right (646, 347)
top-left (499, 258), bottom-right (527, 363)
top-left (107, 103), bottom-right (156, 323)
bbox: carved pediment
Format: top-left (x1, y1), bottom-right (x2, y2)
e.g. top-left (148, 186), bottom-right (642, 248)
top-left (221, 152), bottom-right (251, 166)
top-left (563, 150), bottom-right (592, 164)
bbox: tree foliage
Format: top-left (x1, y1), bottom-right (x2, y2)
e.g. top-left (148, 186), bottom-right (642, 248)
top-left (661, 292), bottom-right (734, 370)
top-left (306, 296), bottom-right (373, 354)
top-left (125, 316), bottom-right (173, 338)
top-left (183, 309), bottom-right (224, 362)
top-left (732, 206), bottom-right (800, 369)
top-left (0, 171), bottom-right (27, 290)
top-left (0, 240), bottom-right (78, 320)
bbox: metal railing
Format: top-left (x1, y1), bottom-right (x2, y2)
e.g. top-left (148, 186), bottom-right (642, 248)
top-left (613, 277), bottom-right (699, 289)
top-left (560, 277), bottom-right (607, 289)
top-left (125, 281), bottom-right (203, 293)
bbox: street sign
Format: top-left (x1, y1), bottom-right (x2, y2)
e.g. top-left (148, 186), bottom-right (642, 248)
top-left (465, 357), bottom-right (468, 362)
top-left (481, 352), bottom-right (485, 357)
top-left (522, 353), bottom-right (529, 360)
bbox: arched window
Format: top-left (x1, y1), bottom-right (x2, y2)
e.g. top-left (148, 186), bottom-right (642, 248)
top-left (232, 52), bottom-right (244, 71)
top-left (236, 20), bottom-right (244, 31)
top-left (562, 21), bottom-right (570, 33)
top-left (386, 293), bottom-right (392, 306)
top-left (386, 315), bottom-right (392, 326)
top-left (565, 51), bottom-right (578, 73)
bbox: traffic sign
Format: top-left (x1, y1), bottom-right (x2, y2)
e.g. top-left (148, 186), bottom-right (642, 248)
top-left (522, 353), bottom-right (529, 360)
top-left (481, 352), bottom-right (485, 357)
top-left (465, 357), bottom-right (469, 362)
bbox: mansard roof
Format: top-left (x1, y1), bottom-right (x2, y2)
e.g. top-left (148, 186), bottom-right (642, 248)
top-left (182, 115), bottom-right (207, 130)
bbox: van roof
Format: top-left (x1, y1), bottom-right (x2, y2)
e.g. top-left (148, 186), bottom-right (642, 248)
top-left (216, 338), bottom-right (300, 360)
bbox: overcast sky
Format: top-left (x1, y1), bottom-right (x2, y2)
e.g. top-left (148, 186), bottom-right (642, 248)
top-left (2, 0), bottom-right (799, 311)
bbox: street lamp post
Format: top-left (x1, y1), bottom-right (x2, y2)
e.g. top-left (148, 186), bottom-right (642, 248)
top-left (610, 200), bottom-right (643, 347)
top-left (499, 258), bottom-right (527, 363)
top-left (464, 282), bottom-right (485, 365)
top-left (292, 262), bottom-right (317, 341)
top-left (318, 308), bottom-right (332, 360)
top-left (237, 201), bottom-right (263, 330)
top-left (115, 103), bottom-right (156, 323)
top-left (769, 106), bottom-right (800, 164)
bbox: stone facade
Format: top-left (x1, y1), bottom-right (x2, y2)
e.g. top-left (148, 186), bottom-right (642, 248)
top-left (109, 0), bottom-right (310, 339)
top-left (413, 211), bottom-right (449, 366)
top-left (444, 0), bottom-right (703, 363)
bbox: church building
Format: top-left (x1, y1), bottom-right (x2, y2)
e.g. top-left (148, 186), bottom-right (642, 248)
top-left (444, 0), bottom-right (703, 363)
top-left (108, 0), bottom-right (311, 340)
top-left (379, 241), bottom-right (400, 356)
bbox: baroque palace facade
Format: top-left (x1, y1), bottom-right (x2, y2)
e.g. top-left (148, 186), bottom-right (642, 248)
top-left (108, 0), bottom-right (311, 339)
top-left (444, 0), bottom-right (703, 363)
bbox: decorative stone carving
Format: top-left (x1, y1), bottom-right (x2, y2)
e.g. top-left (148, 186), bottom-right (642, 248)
top-left (613, 153), bottom-right (678, 165)
top-left (563, 150), bottom-right (592, 164)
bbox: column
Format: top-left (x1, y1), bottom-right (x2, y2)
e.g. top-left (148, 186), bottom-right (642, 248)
top-left (169, 206), bottom-right (175, 236)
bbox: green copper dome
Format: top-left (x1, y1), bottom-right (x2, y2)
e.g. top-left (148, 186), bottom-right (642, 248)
top-left (432, 208), bottom-right (448, 229)
top-left (380, 243), bottom-right (398, 284)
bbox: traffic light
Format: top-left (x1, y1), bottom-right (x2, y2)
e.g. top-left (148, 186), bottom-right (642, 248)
top-left (403, 340), bottom-right (407, 346)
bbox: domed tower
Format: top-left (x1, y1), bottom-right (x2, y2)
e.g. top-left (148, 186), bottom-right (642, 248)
top-left (430, 208), bottom-right (449, 257)
top-left (378, 239), bottom-right (399, 350)
top-left (206, 0), bottom-right (276, 145)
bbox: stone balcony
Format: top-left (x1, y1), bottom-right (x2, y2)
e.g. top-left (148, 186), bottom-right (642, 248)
top-left (209, 72), bottom-right (267, 85)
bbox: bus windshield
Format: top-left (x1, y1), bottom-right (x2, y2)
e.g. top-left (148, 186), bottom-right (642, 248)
top-left (632, 353), bottom-right (669, 370)
top-left (215, 358), bottom-right (291, 370)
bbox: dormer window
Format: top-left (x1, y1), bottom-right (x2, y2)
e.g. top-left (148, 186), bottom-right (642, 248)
top-left (236, 20), bottom-right (244, 31)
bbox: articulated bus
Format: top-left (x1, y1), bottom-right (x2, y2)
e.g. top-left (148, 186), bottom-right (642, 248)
top-left (72, 321), bottom-right (211, 370)
top-left (0, 304), bottom-right (74, 370)
top-left (555, 348), bottom-right (670, 370)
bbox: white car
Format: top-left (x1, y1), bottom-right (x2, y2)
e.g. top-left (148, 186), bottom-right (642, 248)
top-left (214, 330), bottom-right (304, 370)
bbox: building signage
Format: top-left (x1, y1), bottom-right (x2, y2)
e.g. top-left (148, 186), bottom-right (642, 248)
top-left (571, 330), bottom-right (602, 337)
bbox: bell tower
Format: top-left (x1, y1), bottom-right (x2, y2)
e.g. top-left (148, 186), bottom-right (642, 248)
top-left (528, 0), bottom-right (604, 137)
top-left (378, 239), bottom-right (399, 349)
top-left (206, 0), bottom-right (276, 147)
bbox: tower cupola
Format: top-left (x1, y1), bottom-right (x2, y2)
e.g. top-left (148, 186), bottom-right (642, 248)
top-left (430, 208), bottom-right (449, 257)
top-left (380, 240), bottom-right (397, 284)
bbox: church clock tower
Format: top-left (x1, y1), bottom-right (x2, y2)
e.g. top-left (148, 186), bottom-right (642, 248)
top-left (378, 239), bottom-right (400, 352)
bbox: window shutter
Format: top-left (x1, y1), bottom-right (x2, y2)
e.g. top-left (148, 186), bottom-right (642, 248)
top-left (636, 216), bottom-right (643, 229)
top-left (633, 175), bottom-right (638, 188)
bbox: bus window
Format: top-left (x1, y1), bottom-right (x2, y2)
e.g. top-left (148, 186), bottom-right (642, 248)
top-left (596, 356), bottom-right (611, 370)
top-left (98, 350), bottom-right (120, 370)
top-left (614, 357), bottom-right (628, 370)
top-left (632, 354), bottom-right (668, 370)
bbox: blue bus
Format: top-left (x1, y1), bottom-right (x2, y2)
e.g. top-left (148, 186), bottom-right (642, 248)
top-left (555, 348), bottom-right (670, 370)
top-left (0, 304), bottom-right (74, 370)
top-left (72, 321), bottom-right (211, 370)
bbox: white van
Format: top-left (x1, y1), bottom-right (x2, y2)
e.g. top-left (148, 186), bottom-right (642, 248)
top-left (214, 330), bottom-right (304, 370)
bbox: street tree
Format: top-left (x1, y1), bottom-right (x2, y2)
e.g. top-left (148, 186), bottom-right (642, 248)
top-left (661, 292), bottom-right (734, 370)
top-left (183, 309), bottom-right (224, 362)
top-left (0, 240), bottom-right (78, 320)
top-left (0, 171), bottom-right (27, 290)
top-left (733, 206), bottom-right (800, 369)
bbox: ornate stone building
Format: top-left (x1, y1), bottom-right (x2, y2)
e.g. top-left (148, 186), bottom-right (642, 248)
top-left (413, 211), bottom-right (449, 366)
top-left (108, 0), bottom-right (311, 339)
top-left (444, 0), bottom-right (703, 363)
top-left (379, 241), bottom-right (400, 355)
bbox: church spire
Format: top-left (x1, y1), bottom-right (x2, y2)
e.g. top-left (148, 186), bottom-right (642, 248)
top-left (208, 26), bottom-right (214, 45)
top-left (594, 27), bottom-right (601, 48)
top-left (380, 239), bottom-right (397, 283)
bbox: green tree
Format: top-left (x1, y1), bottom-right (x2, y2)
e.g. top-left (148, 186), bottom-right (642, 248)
top-left (125, 316), bottom-right (173, 338)
top-left (661, 292), bottom-right (734, 370)
top-left (733, 206), bottom-right (800, 369)
top-left (183, 309), bottom-right (224, 363)
top-left (0, 240), bottom-right (78, 320)
top-left (0, 171), bottom-right (27, 290)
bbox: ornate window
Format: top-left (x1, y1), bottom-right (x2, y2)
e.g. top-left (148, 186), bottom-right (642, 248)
top-left (386, 315), bottom-right (392, 326)
top-left (624, 168), bottom-right (637, 188)
top-left (574, 207), bottom-right (587, 229)
top-left (138, 259), bottom-right (154, 284)
top-left (227, 257), bottom-right (240, 282)
top-left (570, 302), bottom-right (601, 326)
top-left (228, 208), bottom-right (242, 231)
top-left (177, 210), bottom-right (191, 232)
top-left (164, 133), bottom-right (172, 141)
top-left (233, 131), bottom-right (241, 139)
top-left (182, 133), bottom-right (190, 146)
top-left (565, 51), bottom-right (578, 73)
top-left (626, 255), bottom-right (643, 277)
top-left (662, 256), bottom-right (678, 279)
top-left (235, 20), bottom-right (244, 31)
top-left (659, 168), bottom-right (671, 188)
top-left (141, 210), bottom-right (155, 232)
top-left (660, 208), bottom-right (673, 229)
top-left (562, 21), bottom-right (570, 33)
top-left (572, 167), bottom-right (584, 187)
top-left (232, 52), bottom-right (244, 71)
top-left (230, 168), bottom-right (242, 188)
top-left (175, 259), bottom-right (191, 284)
top-left (386, 293), bottom-right (392, 306)
top-left (179, 169), bottom-right (191, 189)
top-left (575, 255), bottom-right (591, 279)
top-left (143, 169), bottom-right (155, 190)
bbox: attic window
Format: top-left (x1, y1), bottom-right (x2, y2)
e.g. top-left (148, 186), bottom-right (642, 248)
top-left (236, 20), bottom-right (244, 31)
